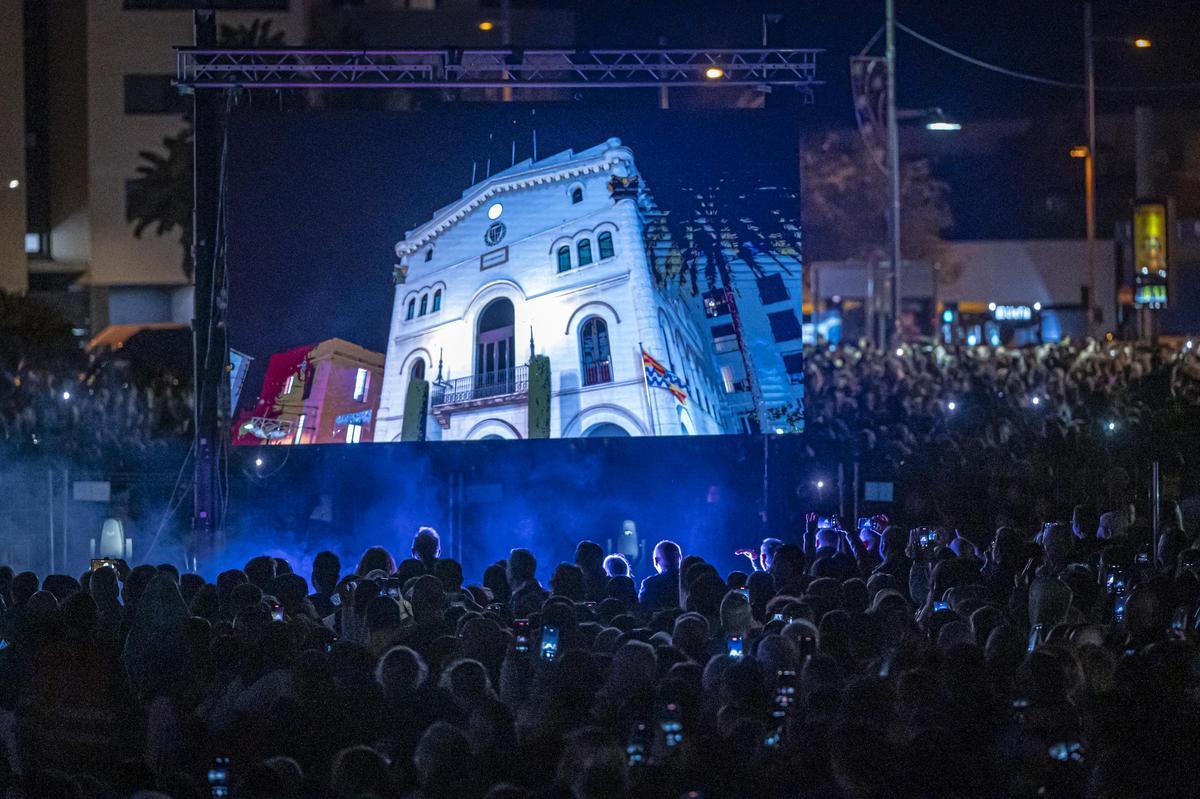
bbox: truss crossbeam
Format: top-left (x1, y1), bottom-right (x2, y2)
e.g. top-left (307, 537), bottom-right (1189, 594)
top-left (176, 48), bottom-right (822, 95)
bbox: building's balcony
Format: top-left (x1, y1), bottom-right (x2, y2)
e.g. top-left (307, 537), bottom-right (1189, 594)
top-left (239, 416), bottom-right (293, 441)
top-left (582, 359), bottom-right (613, 387)
top-left (430, 365), bottom-right (528, 428)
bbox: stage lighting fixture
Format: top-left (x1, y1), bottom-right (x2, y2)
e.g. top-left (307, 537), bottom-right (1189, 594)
top-left (988, 302), bottom-right (997, 312)
top-left (946, 400), bottom-right (957, 412)
top-left (816, 480), bottom-right (825, 489)
top-left (1031, 396), bottom-right (1040, 406)
top-left (478, 20), bottom-right (495, 31)
top-left (255, 457), bottom-right (264, 467)
top-left (705, 66), bottom-right (725, 79)
top-left (895, 348), bottom-right (903, 356)
top-left (1033, 302), bottom-right (1042, 311)
top-left (1106, 421), bottom-right (1117, 432)
top-left (61, 391), bottom-right (71, 400)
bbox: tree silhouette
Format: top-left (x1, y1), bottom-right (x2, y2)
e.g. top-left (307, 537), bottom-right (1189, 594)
top-left (801, 130), bottom-right (960, 283)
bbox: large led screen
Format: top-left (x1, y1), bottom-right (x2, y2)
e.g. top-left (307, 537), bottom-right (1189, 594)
top-left (227, 105), bottom-right (803, 445)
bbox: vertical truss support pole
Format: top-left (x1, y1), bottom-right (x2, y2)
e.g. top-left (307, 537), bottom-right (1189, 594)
top-left (885, 0), bottom-right (903, 349)
top-left (192, 8), bottom-right (225, 564)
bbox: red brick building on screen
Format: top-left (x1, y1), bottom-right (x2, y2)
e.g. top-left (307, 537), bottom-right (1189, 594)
top-left (234, 338), bottom-right (384, 446)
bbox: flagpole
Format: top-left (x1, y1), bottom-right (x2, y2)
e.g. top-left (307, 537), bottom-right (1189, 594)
top-left (639, 343), bottom-right (659, 436)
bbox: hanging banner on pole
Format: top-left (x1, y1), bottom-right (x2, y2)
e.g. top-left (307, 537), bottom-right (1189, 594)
top-left (1133, 199), bottom-right (1170, 309)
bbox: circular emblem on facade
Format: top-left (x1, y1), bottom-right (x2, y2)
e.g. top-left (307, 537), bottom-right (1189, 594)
top-left (484, 221), bottom-right (507, 246)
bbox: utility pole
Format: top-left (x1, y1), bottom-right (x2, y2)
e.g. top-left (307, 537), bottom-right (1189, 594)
top-left (192, 7), bottom-right (225, 562)
top-left (885, 0), bottom-right (902, 348)
top-left (1084, 1), bottom-right (1097, 336)
top-left (501, 0), bottom-right (512, 102)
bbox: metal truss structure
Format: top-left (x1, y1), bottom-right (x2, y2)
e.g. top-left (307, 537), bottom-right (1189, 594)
top-left (176, 48), bottom-right (822, 98)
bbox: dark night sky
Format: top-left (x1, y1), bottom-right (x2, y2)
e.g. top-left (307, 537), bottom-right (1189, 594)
top-left (576, 0), bottom-right (1200, 125)
top-left (225, 107), bottom-right (798, 412)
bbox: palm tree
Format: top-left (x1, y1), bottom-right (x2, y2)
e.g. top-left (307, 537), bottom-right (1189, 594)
top-left (128, 128), bottom-right (195, 278)
top-left (126, 20), bottom-right (286, 280)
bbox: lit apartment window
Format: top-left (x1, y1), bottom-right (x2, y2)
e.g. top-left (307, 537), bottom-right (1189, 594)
top-left (345, 423), bottom-right (363, 444)
top-left (702, 289), bottom-right (730, 318)
top-left (720, 365), bottom-right (735, 394)
top-left (283, 374), bottom-right (295, 395)
top-left (293, 413), bottom-right (306, 445)
top-left (711, 323), bottom-right (739, 354)
top-left (353, 367), bottom-right (370, 401)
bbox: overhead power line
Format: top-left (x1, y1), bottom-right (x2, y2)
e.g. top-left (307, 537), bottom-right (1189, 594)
top-left (896, 21), bottom-right (1200, 93)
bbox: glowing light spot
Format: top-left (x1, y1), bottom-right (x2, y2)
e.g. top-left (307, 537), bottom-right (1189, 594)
top-left (478, 20), bottom-right (495, 31)
top-left (704, 66), bottom-right (725, 79)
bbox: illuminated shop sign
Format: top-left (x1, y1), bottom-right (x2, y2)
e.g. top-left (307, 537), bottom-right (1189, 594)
top-left (1133, 200), bottom-right (1169, 308)
top-left (335, 409), bottom-right (372, 426)
top-left (992, 304), bottom-right (1033, 322)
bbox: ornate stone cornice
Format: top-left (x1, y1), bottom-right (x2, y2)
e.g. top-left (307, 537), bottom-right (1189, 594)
top-left (395, 141), bottom-right (634, 259)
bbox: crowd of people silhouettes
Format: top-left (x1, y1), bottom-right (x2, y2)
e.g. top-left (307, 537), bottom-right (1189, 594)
top-left (0, 510), bottom-right (1197, 798)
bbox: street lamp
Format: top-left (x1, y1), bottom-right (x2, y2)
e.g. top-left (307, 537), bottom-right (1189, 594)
top-left (1083, 2), bottom-right (1152, 336)
top-left (925, 108), bottom-right (961, 131)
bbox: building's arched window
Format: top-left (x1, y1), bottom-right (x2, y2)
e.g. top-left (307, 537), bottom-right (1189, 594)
top-left (410, 360), bottom-right (426, 381)
top-left (406, 299), bottom-right (416, 320)
top-left (557, 246), bottom-right (572, 273)
top-left (578, 239), bottom-right (593, 267)
top-left (658, 317), bottom-right (674, 369)
top-left (580, 317), bottom-right (612, 386)
top-left (571, 186), bottom-right (584, 204)
top-left (419, 294), bottom-right (429, 316)
top-left (598, 231), bottom-right (615, 260)
top-left (477, 298), bottom-right (516, 392)
top-left (432, 290), bottom-right (442, 313)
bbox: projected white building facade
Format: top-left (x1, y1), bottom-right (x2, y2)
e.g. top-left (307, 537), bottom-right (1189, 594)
top-left (375, 138), bottom-right (732, 441)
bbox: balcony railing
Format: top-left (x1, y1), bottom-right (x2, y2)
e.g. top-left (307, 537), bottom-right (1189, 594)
top-left (432, 365), bottom-right (529, 408)
top-left (583, 359), bottom-right (613, 387)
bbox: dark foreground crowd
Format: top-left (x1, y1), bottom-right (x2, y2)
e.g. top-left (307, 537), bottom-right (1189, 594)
top-left (0, 512), bottom-right (1198, 799)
